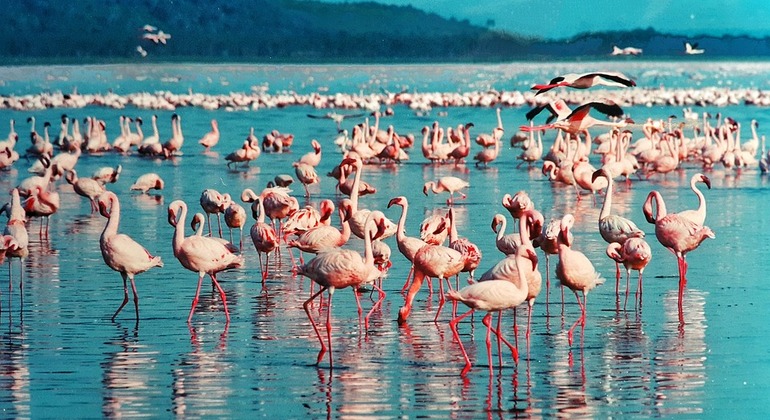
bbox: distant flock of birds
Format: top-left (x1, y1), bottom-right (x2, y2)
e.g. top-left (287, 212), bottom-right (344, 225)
top-left (1, 69), bottom-right (765, 376)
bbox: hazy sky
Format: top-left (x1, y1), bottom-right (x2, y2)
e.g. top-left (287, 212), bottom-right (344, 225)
top-left (319, 0), bottom-right (770, 39)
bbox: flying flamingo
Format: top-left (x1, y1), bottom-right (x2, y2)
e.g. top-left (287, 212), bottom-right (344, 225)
top-left (423, 176), bottom-right (470, 206)
top-left (299, 214), bottom-right (385, 368)
top-left (555, 214), bottom-right (605, 345)
top-left (248, 196), bottom-right (278, 284)
top-left (519, 100), bottom-right (633, 135)
top-left (198, 119), bottom-right (220, 151)
top-left (591, 168), bottom-right (645, 292)
top-left (447, 244), bottom-right (536, 376)
top-left (97, 191), bottom-right (163, 322)
top-left (606, 238), bottom-right (652, 309)
top-left (642, 190), bottom-right (714, 321)
top-left (387, 196), bottom-right (429, 293)
top-left (531, 71), bottom-right (636, 95)
top-left (168, 200), bottom-right (244, 323)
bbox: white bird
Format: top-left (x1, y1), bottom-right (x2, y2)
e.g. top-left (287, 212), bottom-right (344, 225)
top-left (685, 42), bottom-right (704, 55)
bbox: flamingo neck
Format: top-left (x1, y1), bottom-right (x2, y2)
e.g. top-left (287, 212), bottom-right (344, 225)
top-left (102, 195), bottom-right (120, 240)
top-left (338, 208), bottom-right (351, 245)
top-left (395, 203), bottom-right (408, 242)
top-left (173, 203), bottom-right (187, 255)
top-left (495, 217), bottom-right (506, 244)
top-left (350, 164), bottom-right (361, 211)
top-left (691, 179), bottom-right (707, 222)
top-left (599, 174), bottom-right (613, 221)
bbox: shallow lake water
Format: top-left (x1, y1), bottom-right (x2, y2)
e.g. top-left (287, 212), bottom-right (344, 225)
top-left (0, 62), bottom-right (768, 418)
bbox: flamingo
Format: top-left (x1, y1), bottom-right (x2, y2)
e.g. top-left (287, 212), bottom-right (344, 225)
top-left (65, 169), bottom-right (105, 213)
top-left (287, 199), bottom-right (353, 257)
top-left (97, 191), bottom-right (163, 322)
top-left (299, 213), bottom-right (385, 367)
top-left (419, 213), bottom-right (449, 246)
top-left (199, 189), bottom-right (230, 238)
top-left (167, 200), bottom-right (244, 323)
top-left (198, 119), bottom-right (219, 151)
top-left (292, 162), bottom-right (319, 197)
top-left (387, 196), bottom-right (429, 293)
top-left (297, 139), bottom-right (322, 167)
top-left (520, 100), bottom-right (633, 135)
top-left (591, 168), bottom-right (645, 291)
top-left (225, 140), bottom-right (258, 168)
top-left (92, 165), bottom-right (122, 185)
top-left (342, 156), bottom-right (397, 240)
top-left (1, 189), bottom-right (28, 289)
top-left (642, 191), bottom-right (714, 321)
top-left (555, 214), bottom-right (605, 345)
top-left (242, 185), bottom-right (298, 239)
top-left (248, 196), bottom-right (278, 284)
top-left (491, 213), bottom-right (520, 256)
top-left (423, 176), bottom-right (469, 205)
top-left (677, 173), bottom-right (711, 226)
top-left (224, 201), bottom-right (247, 250)
top-left (23, 185), bottom-right (60, 237)
top-left (447, 207), bottom-right (482, 283)
top-left (130, 173), bottom-right (165, 194)
top-left (531, 71), bottom-right (636, 95)
top-left (606, 238), bottom-right (652, 309)
top-left (189, 213), bottom-right (238, 253)
top-left (448, 245), bottom-right (536, 376)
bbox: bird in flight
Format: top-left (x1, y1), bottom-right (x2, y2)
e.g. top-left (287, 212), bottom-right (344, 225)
top-left (531, 72), bottom-right (636, 95)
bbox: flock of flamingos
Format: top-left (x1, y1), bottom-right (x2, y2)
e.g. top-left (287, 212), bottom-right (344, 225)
top-left (0, 70), bottom-right (762, 377)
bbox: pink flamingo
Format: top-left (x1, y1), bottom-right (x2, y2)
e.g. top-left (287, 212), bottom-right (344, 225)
top-left (65, 169), bottom-right (105, 213)
top-left (677, 173), bottom-right (711, 225)
top-left (423, 176), bottom-right (469, 206)
top-left (292, 162), bottom-right (319, 198)
top-left (297, 139), bottom-right (322, 167)
top-left (199, 189), bottom-right (230, 238)
top-left (606, 238), bottom-right (652, 309)
top-left (491, 213), bottom-right (520, 256)
top-left (531, 71), bottom-right (636, 95)
top-left (22, 185), bottom-right (59, 238)
top-left (642, 190), bottom-right (714, 321)
top-left (130, 173), bottom-right (165, 194)
top-left (387, 196), bottom-right (428, 293)
top-left (419, 213), bottom-right (449, 246)
top-left (168, 200), bottom-right (244, 323)
top-left (1, 189), bottom-right (28, 289)
top-left (520, 100), bottom-right (633, 135)
top-left (198, 119), bottom-right (219, 151)
top-left (398, 224), bottom-right (464, 324)
top-left (299, 214), bottom-right (385, 367)
top-left (556, 214), bottom-right (605, 345)
top-left (287, 199), bottom-right (353, 257)
top-left (447, 244), bottom-right (536, 376)
top-left (248, 196), bottom-right (278, 284)
top-left (342, 156), bottom-right (397, 240)
top-left (224, 201), bottom-right (247, 250)
top-left (591, 168), bottom-right (645, 292)
top-left (97, 191), bottom-right (163, 322)
top-left (447, 207), bottom-right (482, 283)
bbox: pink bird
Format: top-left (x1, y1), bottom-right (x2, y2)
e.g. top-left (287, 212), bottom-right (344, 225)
top-left (65, 169), bottom-right (105, 213)
top-left (423, 176), bottom-right (469, 206)
top-left (419, 212), bottom-right (449, 246)
top-left (1, 189), bottom-right (29, 289)
top-left (677, 173), bottom-right (711, 226)
top-left (130, 173), bottom-right (165, 194)
top-left (387, 196), bottom-right (429, 293)
top-left (447, 207), bottom-right (482, 282)
top-left (248, 196), bottom-right (278, 284)
top-left (606, 238), bottom-right (652, 309)
top-left (292, 162), bottom-right (320, 198)
top-left (198, 119), bottom-right (220, 151)
top-left (642, 190), bottom-right (714, 321)
top-left (199, 189), bottom-right (230, 238)
top-left (398, 225), bottom-right (465, 324)
top-left (189, 213), bottom-right (239, 253)
top-left (519, 100), bottom-right (633, 135)
top-left (297, 139), bottom-right (322, 167)
top-left (555, 214), bottom-right (605, 345)
top-left (242, 186), bottom-right (298, 239)
top-left (98, 191), bottom-right (163, 322)
top-left (531, 71), bottom-right (636, 95)
top-left (491, 213), bottom-right (520, 256)
top-left (23, 185), bottom-right (60, 238)
top-left (447, 245), bottom-right (536, 376)
top-left (341, 156), bottom-right (397, 240)
top-left (299, 214), bottom-right (385, 367)
top-left (287, 199), bottom-right (353, 256)
top-left (224, 201), bottom-right (247, 250)
top-left (282, 200), bottom-right (334, 242)
top-left (168, 200), bottom-right (245, 323)
top-left (502, 191), bottom-right (543, 238)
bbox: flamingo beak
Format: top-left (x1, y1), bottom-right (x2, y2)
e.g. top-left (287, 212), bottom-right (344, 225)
top-left (98, 201), bottom-right (110, 218)
top-left (702, 175), bottom-right (712, 189)
top-left (526, 247), bottom-right (539, 270)
top-left (167, 208), bottom-right (178, 227)
top-left (387, 197), bottom-right (399, 208)
top-left (422, 185), bottom-right (429, 196)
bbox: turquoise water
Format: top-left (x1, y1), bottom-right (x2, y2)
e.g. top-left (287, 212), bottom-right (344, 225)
top-left (0, 62), bottom-right (768, 418)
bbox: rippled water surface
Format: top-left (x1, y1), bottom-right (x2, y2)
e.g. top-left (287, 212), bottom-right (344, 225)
top-left (0, 62), bottom-right (768, 418)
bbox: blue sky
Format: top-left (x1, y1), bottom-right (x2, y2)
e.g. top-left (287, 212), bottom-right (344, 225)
top-left (319, 0), bottom-right (770, 39)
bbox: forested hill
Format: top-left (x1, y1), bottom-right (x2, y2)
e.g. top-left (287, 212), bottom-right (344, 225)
top-left (3, 0), bottom-right (769, 63)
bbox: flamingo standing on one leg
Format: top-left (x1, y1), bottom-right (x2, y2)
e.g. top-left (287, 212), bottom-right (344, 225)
top-left (606, 238), bottom-right (652, 309)
top-left (447, 245), bottom-right (537, 376)
top-left (555, 214), bottom-right (605, 345)
top-left (423, 176), bottom-right (469, 206)
top-left (642, 190), bottom-right (714, 322)
top-left (97, 192), bottom-right (163, 322)
top-left (168, 200), bottom-right (244, 323)
top-left (299, 214), bottom-right (385, 368)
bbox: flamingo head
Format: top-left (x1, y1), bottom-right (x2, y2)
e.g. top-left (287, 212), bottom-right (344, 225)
top-left (606, 242), bottom-right (623, 262)
top-left (559, 214), bottom-right (575, 247)
top-left (190, 213), bottom-right (203, 232)
top-left (339, 199), bottom-right (354, 222)
top-left (312, 139), bottom-right (321, 153)
top-left (522, 245), bottom-right (539, 271)
top-left (491, 214), bottom-right (504, 233)
top-left (387, 196), bottom-right (405, 208)
top-left (698, 174), bottom-right (711, 189)
top-left (422, 182), bottom-right (432, 196)
top-left (155, 178), bottom-right (165, 190)
top-left (319, 199), bottom-right (335, 221)
top-left (167, 203), bottom-right (182, 227)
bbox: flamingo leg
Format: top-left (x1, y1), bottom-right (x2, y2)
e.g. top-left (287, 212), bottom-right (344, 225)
top-left (112, 272), bottom-right (130, 322)
top-left (303, 286), bottom-right (329, 365)
top-left (400, 265), bottom-right (414, 294)
top-left (482, 313), bottom-right (494, 376)
top-left (637, 269), bottom-right (644, 308)
top-left (677, 255), bottom-right (686, 324)
top-left (206, 214), bottom-right (213, 237)
top-left (353, 287), bottom-right (363, 326)
top-left (398, 269), bottom-right (425, 324)
top-left (434, 276), bottom-right (447, 322)
top-left (615, 261), bottom-right (621, 296)
top-left (623, 268), bottom-right (631, 311)
top-left (449, 308), bottom-right (475, 376)
top-left (365, 282), bottom-right (386, 331)
top-left (210, 273), bottom-right (230, 322)
top-left (188, 274), bottom-right (204, 323)
top-left (526, 301), bottom-right (533, 341)
top-left (325, 290), bottom-right (335, 368)
top-left (129, 274), bottom-right (140, 322)
top-left (217, 214), bottom-right (223, 238)
top-left (567, 291), bottom-right (585, 346)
